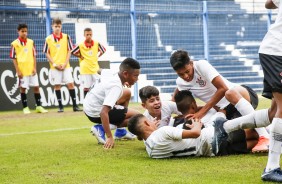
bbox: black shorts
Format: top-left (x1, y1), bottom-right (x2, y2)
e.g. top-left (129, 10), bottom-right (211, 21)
top-left (85, 106), bottom-right (128, 126)
top-left (259, 53), bottom-right (282, 99)
top-left (225, 85), bottom-right (258, 120)
top-left (217, 129), bottom-right (248, 156)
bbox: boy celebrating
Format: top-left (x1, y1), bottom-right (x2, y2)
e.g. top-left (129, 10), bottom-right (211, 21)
top-left (71, 27), bottom-right (106, 97)
top-left (83, 58), bottom-right (141, 149)
top-left (170, 50), bottom-right (269, 153)
top-left (43, 18), bottom-right (81, 112)
top-left (10, 24), bottom-right (47, 114)
top-left (139, 85), bottom-right (181, 127)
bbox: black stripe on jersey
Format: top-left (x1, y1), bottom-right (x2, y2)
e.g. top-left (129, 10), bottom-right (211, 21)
top-left (71, 45), bottom-right (79, 54)
top-left (171, 146), bottom-right (196, 156)
top-left (43, 42), bottom-right (49, 53)
top-left (98, 43), bottom-right (106, 53)
top-left (67, 35), bottom-right (74, 50)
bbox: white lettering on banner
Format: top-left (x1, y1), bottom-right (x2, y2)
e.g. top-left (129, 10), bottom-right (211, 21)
top-left (1, 66), bottom-right (83, 108)
top-left (40, 67), bottom-right (49, 86)
top-left (47, 87), bottom-right (57, 106)
top-left (1, 70), bottom-right (21, 104)
top-left (73, 66), bottom-right (80, 84)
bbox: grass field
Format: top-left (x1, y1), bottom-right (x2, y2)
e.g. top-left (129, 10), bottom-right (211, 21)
top-left (0, 97), bottom-right (277, 184)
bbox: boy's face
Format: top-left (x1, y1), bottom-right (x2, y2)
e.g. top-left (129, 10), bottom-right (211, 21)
top-left (187, 101), bottom-right (198, 115)
top-left (124, 69), bottom-right (140, 87)
top-left (142, 95), bottom-right (162, 116)
top-left (18, 28), bottom-right (28, 39)
top-left (52, 24), bottom-right (62, 34)
top-left (84, 31), bottom-right (92, 42)
top-left (175, 63), bottom-right (194, 82)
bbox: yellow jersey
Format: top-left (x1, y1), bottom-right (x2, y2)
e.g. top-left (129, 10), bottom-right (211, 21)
top-left (71, 40), bottom-right (106, 74)
top-left (10, 38), bottom-right (36, 76)
top-left (43, 33), bottom-right (73, 69)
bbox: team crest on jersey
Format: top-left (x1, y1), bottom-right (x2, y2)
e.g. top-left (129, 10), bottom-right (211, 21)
top-left (56, 44), bottom-right (61, 49)
top-left (23, 48), bottom-right (28, 53)
top-left (88, 51), bottom-right (93, 56)
top-left (196, 77), bottom-right (206, 87)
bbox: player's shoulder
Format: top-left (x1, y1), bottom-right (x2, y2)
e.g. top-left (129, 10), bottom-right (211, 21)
top-left (62, 33), bottom-right (68, 37)
top-left (27, 38), bottom-right (34, 43)
top-left (45, 34), bottom-right (53, 40)
top-left (193, 59), bottom-right (209, 67)
top-left (11, 39), bottom-right (18, 45)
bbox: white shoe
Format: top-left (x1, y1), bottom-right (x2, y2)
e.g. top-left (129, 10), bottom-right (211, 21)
top-left (114, 129), bottom-right (136, 140)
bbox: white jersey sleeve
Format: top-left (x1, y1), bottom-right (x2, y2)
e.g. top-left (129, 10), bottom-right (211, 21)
top-left (196, 60), bottom-right (219, 82)
top-left (103, 86), bottom-right (123, 108)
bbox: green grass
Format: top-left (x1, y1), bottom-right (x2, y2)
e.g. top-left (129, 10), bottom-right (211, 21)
top-left (0, 97), bottom-right (276, 184)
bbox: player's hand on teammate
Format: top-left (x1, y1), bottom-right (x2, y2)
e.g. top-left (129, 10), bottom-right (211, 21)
top-left (185, 118), bottom-right (202, 130)
top-left (185, 111), bottom-right (204, 120)
top-left (152, 117), bottom-right (160, 127)
top-left (104, 137), bottom-right (114, 149)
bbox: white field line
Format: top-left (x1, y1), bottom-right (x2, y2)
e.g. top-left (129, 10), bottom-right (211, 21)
top-left (0, 126), bottom-right (89, 137)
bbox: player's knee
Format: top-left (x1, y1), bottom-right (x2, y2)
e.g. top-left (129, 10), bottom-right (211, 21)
top-left (225, 89), bottom-right (236, 100)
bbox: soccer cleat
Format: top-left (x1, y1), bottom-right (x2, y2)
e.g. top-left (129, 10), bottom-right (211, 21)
top-left (212, 117), bottom-right (228, 155)
top-left (90, 124), bottom-right (106, 145)
top-left (58, 106), bottom-right (64, 113)
top-left (35, 106), bottom-right (48, 113)
top-left (262, 168), bottom-right (282, 182)
top-left (23, 107), bottom-right (31, 114)
top-left (73, 105), bottom-right (82, 112)
top-left (114, 128), bottom-right (136, 140)
top-left (252, 136), bottom-right (269, 153)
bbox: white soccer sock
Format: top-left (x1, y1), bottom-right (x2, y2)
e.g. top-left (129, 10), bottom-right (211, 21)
top-left (110, 124), bottom-right (117, 130)
top-left (235, 98), bottom-right (269, 138)
top-left (223, 109), bottom-right (270, 133)
top-left (235, 98), bottom-right (254, 115)
top-left (266, 118), bottom-right (282, 171)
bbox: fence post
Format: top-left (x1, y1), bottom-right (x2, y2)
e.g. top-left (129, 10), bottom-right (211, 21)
top-left (45, 0), bottom-right (51, 36)
top-left (130, 0), bottom-right (138, 102)
top-left (203, 1), bottom-right (209, 61)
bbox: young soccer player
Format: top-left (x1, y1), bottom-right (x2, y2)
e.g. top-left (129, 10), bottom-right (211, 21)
top-left (10, 24), bottom-right (48, 114)
top-left (43, 18), bottom-right (81, 112)
top-left (175, 90), bottom-right (259, 156)
top-left (71, 27), bottom-right (106, 97)
top-left (83, 58), bottom-right (140, 149)
top-left (170, 50), bottom-right (269, 153)
top-left (127, 113), bottom-right (259, 159)
top-left (213, 0), bottom-right (282, 182)
top-left (139, 86), bottom-right (181, 128)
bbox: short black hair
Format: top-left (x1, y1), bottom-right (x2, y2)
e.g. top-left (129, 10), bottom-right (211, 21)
top-left (52, 18), bottom-right (62, 25)
top-left (119, 58), bottom-right (140, 72)
top-left (17, 24), bottom-right (28, 31)
top-left (170, 50), bottom-right (191, 71)
top-left (84, 28), bottom-right (92, 32)
top-left (174, 90), bottom-right (195, 115)
top-left (128, 114), bottom-right (145, 137)
top-left (139, 86), bottom-right (159, 103)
